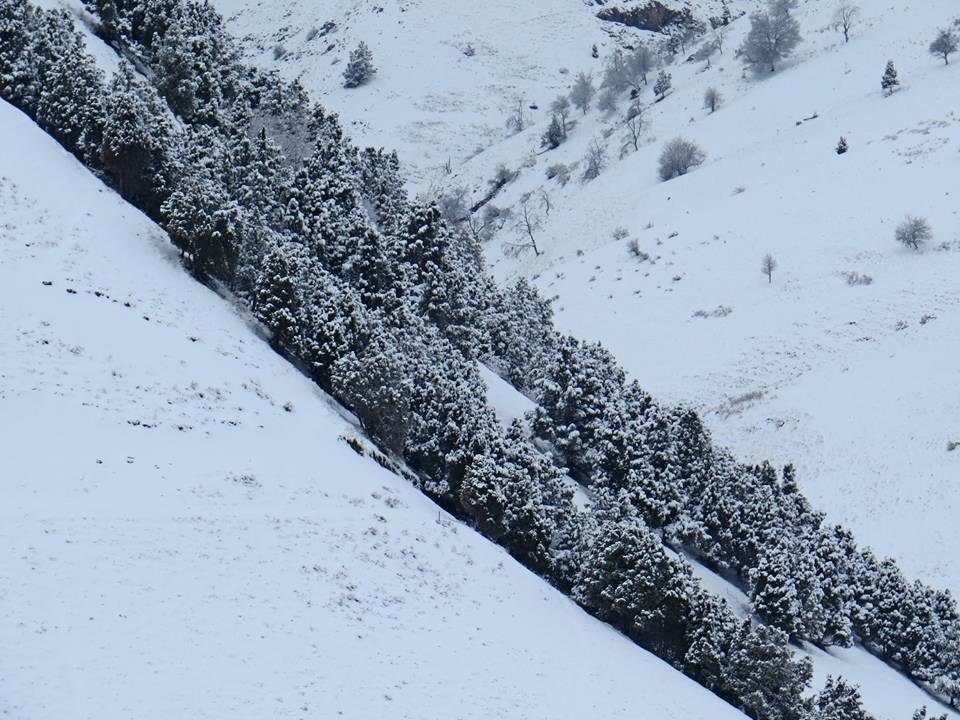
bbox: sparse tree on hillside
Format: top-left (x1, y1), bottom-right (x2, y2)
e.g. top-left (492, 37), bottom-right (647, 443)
top-left (658, 137), bottom-right (706, 181)
top-left (835, 136), bottom-right (848, 154)
top-left (506, 95), bottom-right (527, 133)
top-left (503, 192), bottom-right (543, 257)
top-left (704, 87), bottom-right (722, 113)
top-left (712, 25), bottom-right (727, 55)
top-left (740, 0), bottom-right (802, 74)
top-left (582, 138), bottom-right (607, 181)
top-left (930, 28), bottom-right (958, 65)
top-left (551, 94), bottom-right (572, 134)
top-left (602, 49), bottom-right (630, 93)
top-left (570, 71), bottom-right (596, 115)
top-left (833, 4), bottom-right (860, 44)
top-left (621, 102), bottom-right (644, 156)
top-left (895, 215), bottom-right (931, 251)
top-left (881, 60), bottom-right (900, 94)
top-left (597, 87), bottom-right (620, 114)
top-left (626, 44), bottom-right (654, 89)
top-left (541, 113), bottom-right (565, 149)
top-left (762, 253), bottom-right (777, 283)
top-left (343, 41), bottom-right (376, 88)
top-left (653, 70), bottom-right (672, 101)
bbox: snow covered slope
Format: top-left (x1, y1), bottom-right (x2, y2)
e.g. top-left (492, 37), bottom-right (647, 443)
top-left (214, 0), bottom-right (620, 187)
top-left (420, 0), bottom-right (960, 595)
top-left (0, 98), bottom-right (757, 720)
top-left (210, 0), bottom-right (960, 597)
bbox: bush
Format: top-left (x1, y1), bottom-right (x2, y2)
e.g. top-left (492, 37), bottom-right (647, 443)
top-left (658, 137), bottom-right (706, 181)
top-left (545, 163), bottom-right (572, 186)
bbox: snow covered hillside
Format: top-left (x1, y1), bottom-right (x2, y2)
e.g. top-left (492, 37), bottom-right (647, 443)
top-left (213, 0), bottom-right (723, 188)
top-left (467, 0), bottom-right (960, 595)
top-left (213, 0), bottom-right (960, 601)
top-left (0, 98), bottom-right (759, 720)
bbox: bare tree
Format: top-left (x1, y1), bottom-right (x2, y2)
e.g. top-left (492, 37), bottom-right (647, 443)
top-left (761, 253), bottom-right (778, 283)
top-left (833, 4), bottom-right (860, 43)
top-left (704, 87), bottom-right (722, 113)
top-left (930, 28), bottom-right (958, 65)
top-left (895, 215), bottom-right (932, 250)
top-left (582, 139), bottom-right (607, 181)
top-left (570, 72), bottom-right (596, 115)
top-left (550, 95), bottom-right (572, 135)
top-left (597, 87), bottom-right (620, 114)
top-left (467, 204), bottom-right (511, 244)
top-left (602, 50), bottom-right (630, 93)
top-left (626, 45), bottom-right (654, 89)
top-left (504, 193), bottom-right (543, 256)
top-left (713, 26), bottom-right (727, 55)
top-left (506, 95), bottom-right (527, 133)
top-left (621, 103), bottom-right (644, 156)
top-left (538, 188), bottom-right (552, 217)
top-left (658, 137), bottom-right (706, 181)
top-left (740, 0), bottom-right (802, 74)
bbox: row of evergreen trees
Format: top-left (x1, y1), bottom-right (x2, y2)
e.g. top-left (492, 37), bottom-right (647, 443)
top-left (2, 0), bottom-right (957, 716)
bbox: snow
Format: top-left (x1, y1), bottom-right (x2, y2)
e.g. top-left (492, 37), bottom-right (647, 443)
top-left (0, 98), bottom-right (752, 720)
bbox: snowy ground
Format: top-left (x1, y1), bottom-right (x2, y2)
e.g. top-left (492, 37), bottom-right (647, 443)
top-left (0, 99), bottom-right (759, 720)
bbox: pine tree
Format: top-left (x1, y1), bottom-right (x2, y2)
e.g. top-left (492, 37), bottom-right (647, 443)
top-left (0, 0), bottom-right (29, 98)
top-left (653, 70), bottom-right (672, 101)
top-left (881, 60), bottom-right (900, 94)
top-left (812, 676), bottom-right (870, 720)
top-left (725, 619), bottom-right (813, 720)
top-left (36, 49), bottom-right (106, 166)
top-left (253, 243), bottom-right (303, 353)
top-left (836, 136), bottom-right (848, 155)
top-left (541, 113), bottom-right (565, 149)
top-left (100, 62), bottom-right (173, 212)
top-left (343, 41), bottom-right (376, 88)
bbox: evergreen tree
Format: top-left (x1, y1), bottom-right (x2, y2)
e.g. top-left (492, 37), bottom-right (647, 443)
top-left (541, 113), bottom-right (565, 149)
top-left (253, 243), bottom-right (303, 353)
top-left (881, 60), bottom-right (900, 94)
top-left (100, 62), bottom-right (173, 213)
top-left (812, 676), bottom-right (871, 720)
top-left (343, 41), bottom-right (376, 88)
top-left (725, 619), bottom-right (813, 720)
top-left (653, 70), bottom-right (672, 100)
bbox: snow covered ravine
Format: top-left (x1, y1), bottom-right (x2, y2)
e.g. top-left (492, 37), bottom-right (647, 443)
top-left (0, 99), bottom-right (756, 719)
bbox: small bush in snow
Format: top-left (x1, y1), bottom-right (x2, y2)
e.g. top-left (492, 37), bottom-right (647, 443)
top-left (612, 227), bottom-right (630, 242)
top-left (628, 239), bottom-right (652, 262)
top-left (272, 44), bottom-right (287, 60)
top-left (836, 136), bottom-right (849, 154)
top-left (843, 271), bottom-right (873, 286)
top-left (658, 137), bottom-right (706, 181)
top-left (489, 164), bottom-right (517, 191)
top-left (545, 163), bottom-right (571, 186)
top-left (895, 215), bottom-right (932, 251)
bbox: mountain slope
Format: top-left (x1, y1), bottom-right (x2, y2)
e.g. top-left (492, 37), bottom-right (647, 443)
top-left (0, 97), bottom-right (756, 720)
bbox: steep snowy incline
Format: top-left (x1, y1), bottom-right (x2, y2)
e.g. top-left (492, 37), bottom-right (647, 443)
top-left (0, 98), bottom-right (754, 720)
